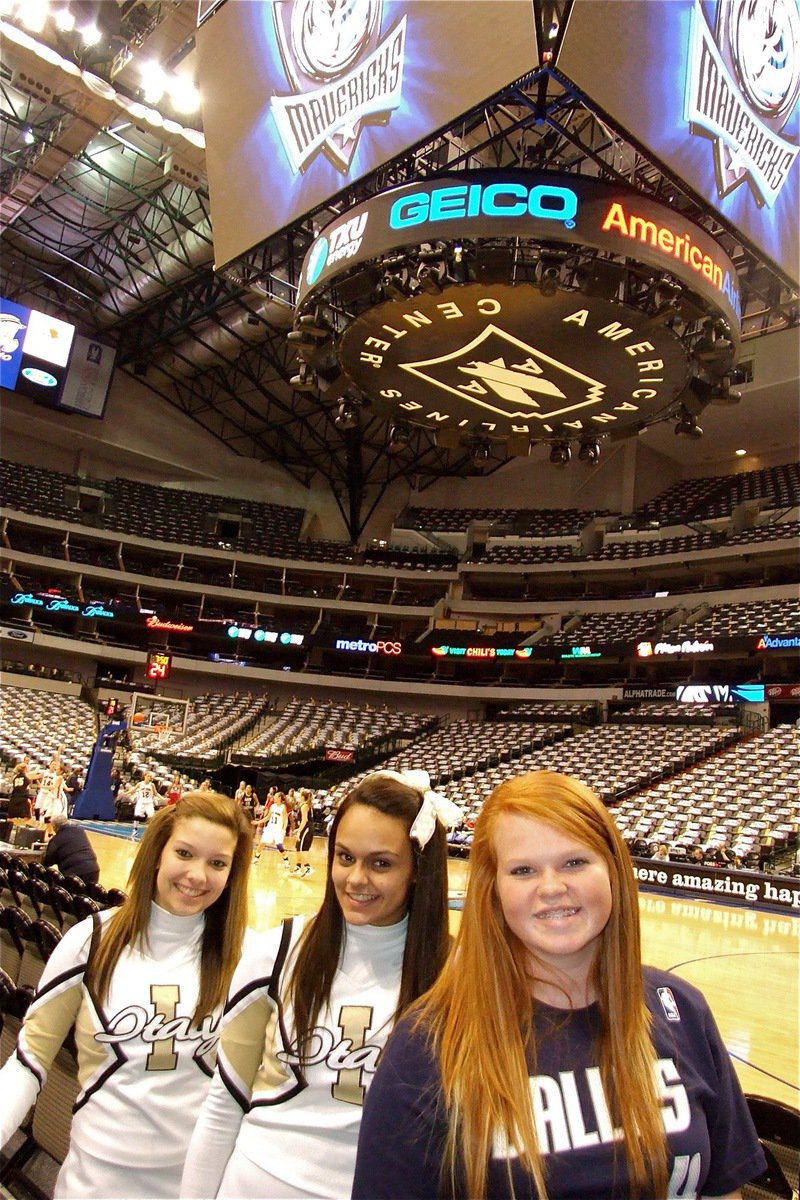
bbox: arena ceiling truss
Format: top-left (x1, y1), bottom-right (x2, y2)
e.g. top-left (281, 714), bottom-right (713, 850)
top-left (1, 1), bottom-right (797, 540)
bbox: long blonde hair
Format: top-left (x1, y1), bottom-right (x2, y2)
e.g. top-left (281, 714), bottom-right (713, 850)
top-left (87, 791), bottom-right (252, 1024)
top-left (415, 771), bottom-right (668, 1198)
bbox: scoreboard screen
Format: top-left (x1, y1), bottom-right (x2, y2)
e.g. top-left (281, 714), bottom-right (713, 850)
top-left (145, 651), bottom-right (173, 682)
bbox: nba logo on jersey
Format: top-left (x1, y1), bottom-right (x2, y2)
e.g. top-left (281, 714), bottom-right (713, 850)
top-left (657, 987), bottom-right (681, 1022)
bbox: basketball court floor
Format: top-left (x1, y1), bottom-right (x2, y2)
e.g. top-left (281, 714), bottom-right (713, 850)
top-left (88, 827), bottom-right (798, 1110)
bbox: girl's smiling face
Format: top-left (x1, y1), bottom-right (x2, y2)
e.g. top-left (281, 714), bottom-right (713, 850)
top-left (332, 803), bottom-right (414, 927)
top-left (155, 816), bottom-right (236, 916)
top-left (494, 813), bottom-right (612, 994)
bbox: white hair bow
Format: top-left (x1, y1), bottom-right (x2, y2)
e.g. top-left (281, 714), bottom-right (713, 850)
top-left (376, 768), bottom-right (463, 848)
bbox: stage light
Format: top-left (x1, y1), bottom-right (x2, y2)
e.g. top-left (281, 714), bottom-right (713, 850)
top-left (168, 75), bottom-right (201, 114)
top-left (290, 363), bottom-right (317, 393)
top-left (23, 126), bottom-right (35, 144)
top-left (140, 60), bottom-right (166, 103)
top-left (80, 19), bottom-right (102, 46)
top-left (549, 441), bottom-right (572, 465)
top-left (539, 265), bottom-right (560, 297)
top-left (383, 273), bottom-right (410, 300)
top-left (471, 439), bottom-right (491, 464)
top-left (414, 263), bottom-right (443, 295)
top-left (334, 400), bottom-right (361, 431)
top-left (386, 421), bottom-right (411, 454)
top-left (674, 410), bottom-right (703, 439)
top-left (710, 378), bottom-right (742, 405)
top-left (53, 7), bottom-right (76, 33)
top-left (298, 310), bottom-right (333, 338)
top-left (578, 438), bottom-right (600, 466)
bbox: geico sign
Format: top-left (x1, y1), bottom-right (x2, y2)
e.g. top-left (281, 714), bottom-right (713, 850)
top-left (389, 182), bottom-right (578, 230)
top-left (335, 638), bottom-right (402, 655)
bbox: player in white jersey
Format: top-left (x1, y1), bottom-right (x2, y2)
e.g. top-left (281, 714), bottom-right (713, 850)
top-left (33, 760), bottom-right (62, 821)
top-left (0, 791), bottom-right (252, 1199)
top-left (180, 769), bottom-right (462, 1200)
top-left (132, 771), bottom-right (158, 820)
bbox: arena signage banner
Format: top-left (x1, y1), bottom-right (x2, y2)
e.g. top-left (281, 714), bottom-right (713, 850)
top-left (8, 591), bottom-right (116, 620)
top-left (298, 170), bottom-right (742, 331)
top-left (325, 747), bottom-right (356, 763)
top-left (676, 682), bottom-right (765, 703)
top-left (556, 0), bottom-right (800, 285)
top-left (334, 637), bottom-right (402, 655)
top-left (623, 685), bottom-right (678, 700)
top-left (430, 643), bottom-right (533, 660)
top-left (765, 684), bottom-right (800, 700)
top-left (560, 645), bottom-right (601, 659)
top-left (632, 859), bottom-right (800, 913)
top-left (226, 624), bottom-right (305, 646)
top-left (755, 633), bottom-right (800, 650)
top-left (196, 2), bottom-right (539, 267)
top-left (636, 638), bottom-right (716, 656)
top-left (0, 624), bottom-right (35, 642)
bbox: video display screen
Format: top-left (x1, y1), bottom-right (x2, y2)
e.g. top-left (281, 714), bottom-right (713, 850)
top-left (557, 0), bottom-right (800, 285)
top-left (1, 297), bottom-right (115, 417)
top-left (196, 0), bottom-right (539, 268)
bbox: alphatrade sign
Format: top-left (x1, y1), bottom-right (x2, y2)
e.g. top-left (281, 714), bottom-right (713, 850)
top-left (338, 285), bottom-right (691, 440)
top-left (297, 170), bottom-right (742, 335)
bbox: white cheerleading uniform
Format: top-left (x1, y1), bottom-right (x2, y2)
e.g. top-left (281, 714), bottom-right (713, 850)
top-left (180, 914), bottom-right (408, 1199)
top-left (43, 781), bottom-right (69, 823)
top-left (0, 904), bottom-right (224, 1199)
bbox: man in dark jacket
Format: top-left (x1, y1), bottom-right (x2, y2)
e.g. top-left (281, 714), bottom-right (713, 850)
top-left (43, 814), bottom-right (100, 884)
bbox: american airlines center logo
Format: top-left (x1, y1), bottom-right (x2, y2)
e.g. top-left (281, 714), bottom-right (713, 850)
top-left (338, 285), bottom-right (690, 440)
top-left (685, 0), bottom-right (800, 206)
top-left (272, 0), bottom-right (407, 174)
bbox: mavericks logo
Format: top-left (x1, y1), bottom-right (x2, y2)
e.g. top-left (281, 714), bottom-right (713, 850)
top-left (684, 0), bottom-right (800, 206)
top-left (272, 0), bottom-right (407, 174)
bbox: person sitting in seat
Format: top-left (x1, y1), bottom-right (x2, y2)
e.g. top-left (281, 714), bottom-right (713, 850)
top-left (43, 814), bottom-right (100, 885)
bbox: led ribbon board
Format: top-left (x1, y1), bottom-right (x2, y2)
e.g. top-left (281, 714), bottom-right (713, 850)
top-left (297, 170), bottom-right (742, 333)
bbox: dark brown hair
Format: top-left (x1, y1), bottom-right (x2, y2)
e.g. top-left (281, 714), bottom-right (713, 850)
top-left (287, 773), bottom-right (450, 1056)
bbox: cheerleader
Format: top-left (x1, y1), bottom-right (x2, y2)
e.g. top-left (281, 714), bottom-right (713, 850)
top-left (180, 770), bottom-right (458, 1200)
top-left (1, 791), bottom-right (253, 1199)
top-left (34, 760), bottom-right (62, 823)
top-left (291, 788), bottom-right (316, 877)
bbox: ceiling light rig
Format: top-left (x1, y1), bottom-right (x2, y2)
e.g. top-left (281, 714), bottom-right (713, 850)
top-left (549, 441), bottom-right (572, 466)
top-left (578, 437), bottom-right (601, 466)
top-left (291, 170), bottom-right (745, 467)
top-left (1, 4), bottom-right (204, 151)
top-left (333, 398), bottom-right (362, 432)
top-left (674, 409), bottom-right (703, 439)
